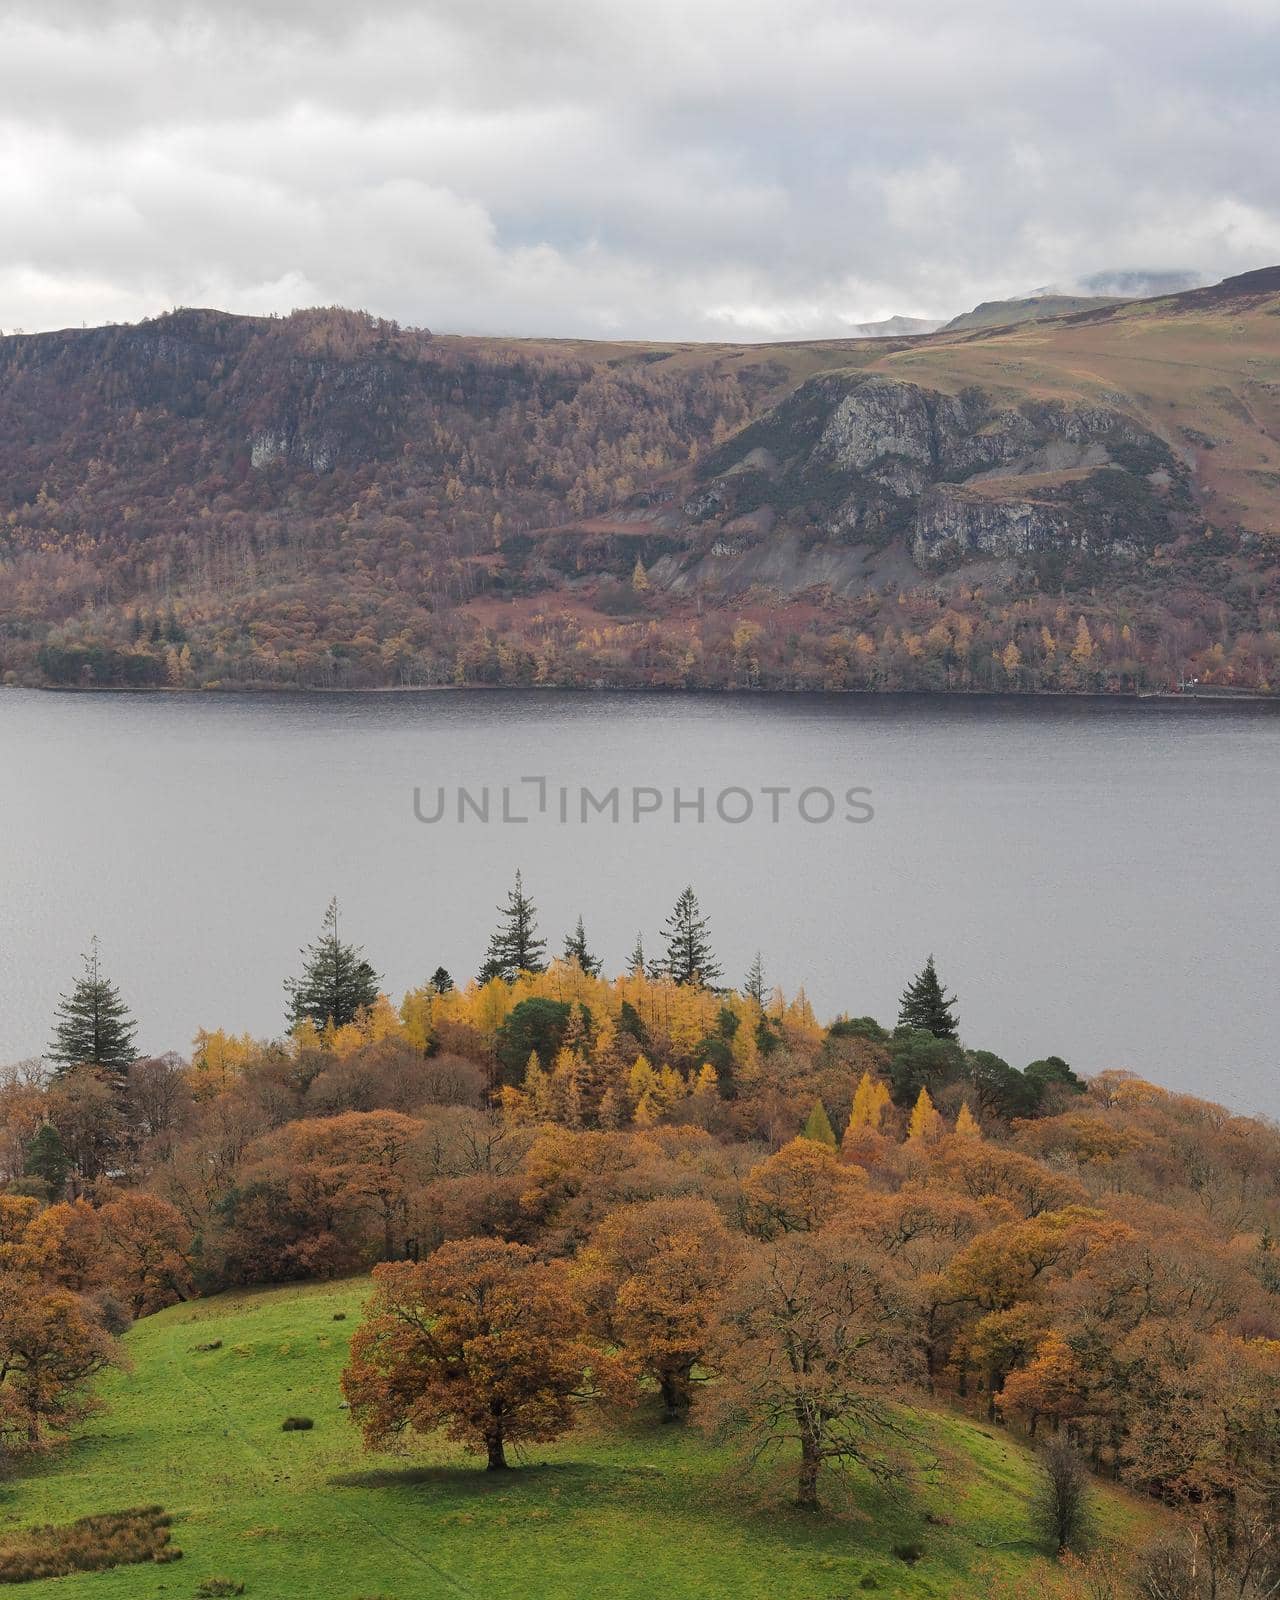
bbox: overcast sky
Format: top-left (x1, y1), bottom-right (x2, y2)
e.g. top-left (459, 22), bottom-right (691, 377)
top-left (2, 0), bottom-right (1278, 340)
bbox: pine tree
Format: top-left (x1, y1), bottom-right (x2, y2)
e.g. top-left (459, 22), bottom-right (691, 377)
top-left (478, 870), bottom-right (547, 983)
top-left (562, 915), bottom-right (602, 977)
top-left (801, 1099), bottom-right (837, 1148)
top-left (285, 898), bottom-right (381, 1032)
top-left (897, 955), bottom-right (959, 1040)
top-left (47, 936), bottom-right (138, 1075)
top-left (661, 886), bottom-right (721, 987)
top-left (429, 967), bottom-right (454, 994)
top-left (743, 951), bottom-right (767, 1007)
top-left (628, 933), bottom-right (647, 975)
top-left (907, 1086), bottom-right (942, 1142)
top-left (24, 1122), bottom-right (70, 1192)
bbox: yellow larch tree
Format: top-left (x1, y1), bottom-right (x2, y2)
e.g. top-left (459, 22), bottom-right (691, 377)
top-left (907, 1086), bottom-right (942, 1143)
top-left (845, 1071), bottom-right (891, 1136)
top-left (954, 1102), bottom-right (982, 1139)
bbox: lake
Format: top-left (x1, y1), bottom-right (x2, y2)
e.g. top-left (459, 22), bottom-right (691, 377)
top-left (1, 688), bottom-right (1277, 1116)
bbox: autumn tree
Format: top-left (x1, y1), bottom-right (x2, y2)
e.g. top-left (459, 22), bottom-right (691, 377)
top-left (47, 937), bottom-right (138, 1077)
top-left (342, 1239), bottom-right (628, 1469)
top-left (479, 870), bottom-right (547, 982)
top-left (0, 1278), bottom-right (119, 1449)
top-left (580, 1197), bottom-right (741, 1421)
top-left (845, 1072), bottom-right (891, 1138)
top-left (742, 1138), bottom-right (865, 1237)
top-left (22, 1199), bottom-right (108, 1295)
top-left (954, 1102), bottom-right (982, 1139)
top-left (97, 1192), bottom-right (194, 1317)
top-left (661, 886), bottom-right (721, 987)
top-left (45, 1066), bottom-right (124, 1181)
top-left (707, 1232), bottom-right (919, 1509)
top-left (907, 1087), bottom-right (942, 1142)
top-left (285, 898), bottom-right (381, 1031)
top-left (898, 955), bottom-right (959, 1040)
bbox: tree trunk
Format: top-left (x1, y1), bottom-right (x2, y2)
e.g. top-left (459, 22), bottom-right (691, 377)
top-left (485, 1431), bottom-right (508, 1471)
top-left (796, 1436), bottom-right (821, 1510)
top-left (659, 1370), bottom-right (689, 1423)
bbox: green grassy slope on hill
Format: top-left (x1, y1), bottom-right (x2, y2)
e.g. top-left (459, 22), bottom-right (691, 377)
top-left (0, 1278), bottom-right (1165, 1600)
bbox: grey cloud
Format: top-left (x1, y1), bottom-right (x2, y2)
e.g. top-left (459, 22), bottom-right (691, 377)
top-left (0, 0), bottom-right (1277, 339)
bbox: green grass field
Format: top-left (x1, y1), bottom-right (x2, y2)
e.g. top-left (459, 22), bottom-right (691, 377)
top-left (0, 1279), bottom-right (1161, 1599)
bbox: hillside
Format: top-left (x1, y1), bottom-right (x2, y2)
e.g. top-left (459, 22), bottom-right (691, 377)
top-left (3, 1276), bottom-right (1162, 1600)
top-left (1, 270), bottom-right (1279, 693)
top-left (941, 294), bottom-right (1124, 332)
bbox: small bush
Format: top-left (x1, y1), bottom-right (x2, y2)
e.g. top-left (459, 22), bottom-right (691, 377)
top-left (194, 1339), bottom-right (223, 1352)
top-left (195, 1580), bottom-right (245, 1597)
top-left (891, 1541), bottom-right (923, 1564)
top-left (1034, 1435), bottom-right (1092, 1556)
top-left (281, 1416), bottom-right (314, 1431)
top-left (332, 1312), bottom-right (347, 1321)
top-left (0, 1506), bottom-right (174, 1583)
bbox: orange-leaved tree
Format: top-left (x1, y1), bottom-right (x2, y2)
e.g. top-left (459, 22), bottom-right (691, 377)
top-left (0, 1276), bottom-right (121, 1450)
top-left (705, 1231), bottom-right (920, 1510)
top-left (341, 1238), bottom-right (631, 1469)
top-left (579, 1196), bottom-right (741, 1422)
top-left (742, 1137), bottom-right (865, 1237)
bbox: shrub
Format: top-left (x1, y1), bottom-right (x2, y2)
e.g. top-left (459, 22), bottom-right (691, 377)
top-left (194, 1339), bottom-right (223, 1352)
top-left (332, 1312), bottom-right (347, 1321)
top-left (0, 1506), bottom-right (174, 1583)
top-left (1034, 1436), bottom-right (1092, 1556)
top-left (281, 1416), bottom-right (314, 1431)
top-left (195, 1580), bottom-right (245, 1597)
top-left (891, 1541), bottom-right (923, 1564)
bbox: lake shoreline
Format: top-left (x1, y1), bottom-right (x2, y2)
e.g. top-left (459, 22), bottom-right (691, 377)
top-left (10, 682), bottom-right (1277, 709)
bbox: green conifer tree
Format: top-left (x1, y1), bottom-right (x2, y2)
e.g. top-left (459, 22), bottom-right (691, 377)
top-left (285, 898), bottom-right (381, 1031)
top-left (897, 954), bottom-right (960, 1040)
top-left (661, 886), bottom-right (721, 987)
top-left (744, 951), bottom-right (767, 1007)
top-left (562, 915), bottom-right (602, 976)
top-left (429, 967), bottom-right (455, 994)
top-left (801, 1099), bottom-right (837, 1147)
top-left (47, 936), bottom-right (138, 1075)
top-left (478, 870), bottom-right (547, 983)
top-left (24, 1122), bottom-right (71, 1193)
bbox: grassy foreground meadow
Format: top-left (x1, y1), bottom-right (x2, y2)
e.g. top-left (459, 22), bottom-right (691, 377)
top-left (1, 1278), bottom-right (1161, 1600)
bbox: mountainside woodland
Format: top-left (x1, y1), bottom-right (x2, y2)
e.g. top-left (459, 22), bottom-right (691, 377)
top-left (3, 267), bottom-right (1280, 692)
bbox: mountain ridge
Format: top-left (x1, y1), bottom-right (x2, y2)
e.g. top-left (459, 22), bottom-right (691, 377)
top-left (1, 270), bottom-right (1278, 694)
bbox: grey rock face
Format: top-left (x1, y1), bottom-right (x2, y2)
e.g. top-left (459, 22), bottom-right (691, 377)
top-left (684, 373), bottom-right (1185, 577)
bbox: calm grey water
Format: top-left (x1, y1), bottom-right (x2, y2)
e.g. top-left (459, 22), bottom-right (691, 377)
top-left (1, 688), bottom-right (1278, 1116)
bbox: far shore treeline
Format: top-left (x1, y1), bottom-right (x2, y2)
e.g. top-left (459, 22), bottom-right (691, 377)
top-left (5, 874), bottom-right (1280, 1590)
